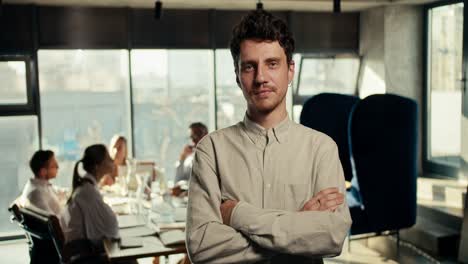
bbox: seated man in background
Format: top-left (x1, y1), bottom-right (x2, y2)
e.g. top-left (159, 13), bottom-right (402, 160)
top-left (173, 122), bottom-right (208, 197)
top-left (175, 122), bottom-right (208, 183)
top-left (20, 150), bottom-right (63, 216)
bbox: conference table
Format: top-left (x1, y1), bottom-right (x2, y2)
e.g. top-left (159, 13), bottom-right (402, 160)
top-left (104, 236), bottom-right (186, 263)
top-left (102, 191), bottom-right (188, 263)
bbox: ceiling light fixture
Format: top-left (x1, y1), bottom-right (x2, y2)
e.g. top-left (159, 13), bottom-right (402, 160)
top-left (333, 0), bottom-right (341, 13)
top-left (154, 0), bottom-right (163, 20)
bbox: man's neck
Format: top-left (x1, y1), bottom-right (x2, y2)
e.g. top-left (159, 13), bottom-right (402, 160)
top-left (247, 108), bottom-right (288, 129)
top-left (34, 176), bottom-right (49, 183)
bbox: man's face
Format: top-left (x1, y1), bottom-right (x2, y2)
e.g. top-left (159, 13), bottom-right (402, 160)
top-left (45, 156), bottom-right (59, 180)
top-left (236, 39), bottom-right (294, 115)
top-left (190, 128), bottom-right (201, 145)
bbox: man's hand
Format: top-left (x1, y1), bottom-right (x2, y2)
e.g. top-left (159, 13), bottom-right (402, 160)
top-left (180, 145), bottom-right (194, 161)
top-left (301, 187), bottom-right (344, 212)
top-left (220, 200), bottom-right (238, 225)
top-left (99, 174), bottom-right (115, 187)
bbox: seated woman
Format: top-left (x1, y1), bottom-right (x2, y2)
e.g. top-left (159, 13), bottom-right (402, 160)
top-left (62, 144), bottom-right (119, 242)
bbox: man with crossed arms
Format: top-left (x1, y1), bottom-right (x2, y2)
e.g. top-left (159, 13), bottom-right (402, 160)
top-left (186, 10), bottom-right (352, 264)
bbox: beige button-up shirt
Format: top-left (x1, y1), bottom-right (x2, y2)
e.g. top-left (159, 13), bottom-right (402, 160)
top-left (186, 115), bottom-right (352, 264)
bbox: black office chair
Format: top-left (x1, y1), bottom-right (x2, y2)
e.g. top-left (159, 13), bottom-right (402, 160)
top-left (8, 203), bottom-right (108, 264)
top-left (300, 93), bottom-right (360, 181)
top-left (348, 94), bottom-right (418, 241)
top-left (8, 204), bottom-right (62, 264)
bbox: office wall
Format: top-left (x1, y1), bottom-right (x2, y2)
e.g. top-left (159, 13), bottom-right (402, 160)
top-left (358, 7), bottom-right (386, 98)
top-left (0, 5), bottom-right (35, 52)
top-left (463, 116), bottom-right (468, 181)
top-left (384, 5), bottom-right (423, 101)
top-left (359, 5), bottom-right (424, 174)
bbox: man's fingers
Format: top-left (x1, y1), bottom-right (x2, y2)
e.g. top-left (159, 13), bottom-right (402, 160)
top-left (302, 199), bottom-right (319, 211)
top-left (323, 199), bottom-right (339, 208)
top-left (316, 187), bottom-right (339, 197)
top-left (307, 188), bottom-right (340, 203)
top-left (303, 188), bottom-right (345, 212)
top-left (320, 197), bottom-right (344, 209)
top-left (304, 196), bottom-right (319, 206)
top-left (320, 192), bottom-right (343, 201)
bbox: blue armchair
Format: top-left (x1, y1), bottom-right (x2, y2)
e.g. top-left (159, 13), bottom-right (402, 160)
top-left (300, 93), bottom-right (360, 182)
top-left (348, 94), bottom-right (418, 236)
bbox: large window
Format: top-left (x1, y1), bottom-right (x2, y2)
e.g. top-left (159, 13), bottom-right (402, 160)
top-left (426, 2), bottom-right (464, 172)
top-left (0, 116), bottom-right (39, 236)
top-left (292, 54), bottom-right (360, 122)
top-left (297, 55), bottom-right (360, 96)
top-left (0, 61), bottom-right (28, 105)
top-left (215, 49), bottom-right (246, 129)
top-left (38, 50), bottom-right (132, 188)
top-left (131, 50), bottom-right (214, 181)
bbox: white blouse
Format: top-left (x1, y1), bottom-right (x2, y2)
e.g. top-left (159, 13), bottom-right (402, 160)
top-left (62, 173), bottom-right (119, 242)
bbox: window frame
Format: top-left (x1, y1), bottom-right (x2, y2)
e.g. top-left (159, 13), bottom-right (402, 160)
top-left (423, 0), bottom-right (465, 178)
top-left (0, 55), bottom-right (36, 116)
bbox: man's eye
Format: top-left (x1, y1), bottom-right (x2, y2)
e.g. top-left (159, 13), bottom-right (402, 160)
top-left (269, 62), bottom-right (278, 68)
top-left (242, 65), bottom-right (253, 72)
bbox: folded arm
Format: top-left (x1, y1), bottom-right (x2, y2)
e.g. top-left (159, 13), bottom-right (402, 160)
top-left (186, 139), bottom-right (274, 264)
top-left (226, 142), bottom-right (352, 258)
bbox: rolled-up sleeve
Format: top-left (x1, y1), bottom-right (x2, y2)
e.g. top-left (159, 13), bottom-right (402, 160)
top-left (229, 142), bottom-right (352, 258)
top-left (186, 138), bottom-right (274, 264)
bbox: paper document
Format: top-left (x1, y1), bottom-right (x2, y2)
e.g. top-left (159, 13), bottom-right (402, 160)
top-left (118, 215), bottom-right (147, 229)
top-left (119, 226), bottom-right (158, 237)
top-left (174, 208), bottom-right (186, 222)
top-left (120, 236), bottom-right (143, 249)
top-left (159, 230), bottom-right (185, 247)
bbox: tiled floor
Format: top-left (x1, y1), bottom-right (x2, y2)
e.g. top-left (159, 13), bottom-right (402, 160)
top-left (0, 237), bottom-right (444, 264)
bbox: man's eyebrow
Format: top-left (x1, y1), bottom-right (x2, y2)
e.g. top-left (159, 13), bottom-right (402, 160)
top-left (240, 60), bottom-right (256, 65)
top-left (265, 57), bottom-right (281, 62)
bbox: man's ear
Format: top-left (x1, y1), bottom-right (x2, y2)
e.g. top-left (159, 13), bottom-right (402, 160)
top-left (38, 167), bottom-right (47, 179)
top-left (235, 70), bottom-right (241, 88)
top-left (288, 60), bottom-right (295, 84)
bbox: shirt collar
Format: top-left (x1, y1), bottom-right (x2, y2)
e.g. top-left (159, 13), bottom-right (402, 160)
top-left (30, 177), bottom-right (51, 187)
top-left (242, 113), bottom-right (291, 145)
top-left (83, 173), bottom-right (98, 185)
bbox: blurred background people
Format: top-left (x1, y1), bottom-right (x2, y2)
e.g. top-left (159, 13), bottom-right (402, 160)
top-left (100, 135), bottom-right (128, 187)
top-left (19, 150), bottom-right (62, 216)
top-left (173, 122), bottom-right (208, 197)
top-left (62, 144), bottom-right (119, 242)
top-left (174, 122), bottom-right (208, 183)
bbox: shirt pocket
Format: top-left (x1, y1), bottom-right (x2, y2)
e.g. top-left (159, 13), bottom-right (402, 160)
top-left (282, 183), bottom-right (310, 211)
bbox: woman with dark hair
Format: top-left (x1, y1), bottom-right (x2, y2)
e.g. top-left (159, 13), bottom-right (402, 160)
top-left (62, 144), bottom-right (119, 242)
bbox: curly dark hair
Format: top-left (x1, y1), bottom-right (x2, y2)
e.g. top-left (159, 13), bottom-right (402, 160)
top-left (229, 10), bottom-right (295, 72)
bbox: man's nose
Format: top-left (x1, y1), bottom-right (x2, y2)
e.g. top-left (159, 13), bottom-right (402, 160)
top-left (255, 66), bottom-right (266, 84)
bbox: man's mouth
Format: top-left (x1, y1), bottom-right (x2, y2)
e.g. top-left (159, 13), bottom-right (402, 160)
top-left (254, 89), bottom-right (273, 97)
